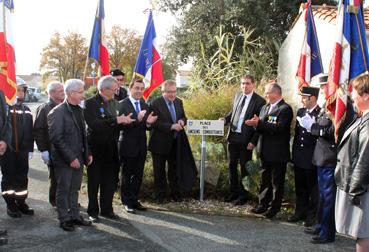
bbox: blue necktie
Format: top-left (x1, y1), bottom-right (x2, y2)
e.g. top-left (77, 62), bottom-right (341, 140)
top-left (134, 101), bottom-right (140, 114)
top-left (168, 101), bottom-right (176, 123)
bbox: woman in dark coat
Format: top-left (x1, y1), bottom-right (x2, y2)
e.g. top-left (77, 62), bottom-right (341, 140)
top-left (335, 74), bottom-right (369, 252)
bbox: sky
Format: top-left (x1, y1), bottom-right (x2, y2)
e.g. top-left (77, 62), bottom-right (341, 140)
top-left (12, 0), bottom-right (175, 75)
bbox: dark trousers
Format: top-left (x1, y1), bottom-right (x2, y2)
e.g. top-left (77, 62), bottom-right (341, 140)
top-left (228, 141), bottom-right (252, 198)
top-left (315, 166), bottom-right (336, 240)
top-left (87, 158), bottom-right (119, 217)
top-left (152, 141), bottom-right (179, 197)
top-left (54, 162), bottom-right (83, 222)
top-left (48, 161), bottom-right (57, 206)
top-left (258, 161), bottom-right (286, 211)
top-left (120, 149), bottom-right (146, 207)
top-left (0, 150), bottom-right (29, 210)
top-left (293, 166), bottom-right (318, 219)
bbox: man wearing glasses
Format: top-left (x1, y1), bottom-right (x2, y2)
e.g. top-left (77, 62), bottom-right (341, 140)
top-left (84, 76), bottom-right (134, 222)
top-left (110, 69), bottom-right (128, 101)
top-left (148, 80), bottom-right (187, 203)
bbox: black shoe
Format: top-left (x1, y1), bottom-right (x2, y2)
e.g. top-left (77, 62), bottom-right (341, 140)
top-left (156, 196), bottom-right (164, 204)
top-left (88, 215), bottom-right (99, 223)
top-left (101, 212), bottom-right (120, 219)
top-left (18, 203), bottom-right (34, 216)
top-left (171, 194), bottom-right (183, 202)
top-left (73, 217), bottom-right (92, 226)
top-left (251, 205), bottom-right (267, 214)
top-left (310, 236), bottom-right (334, 244)
top-left (60, 221), bottom-right (75, 232)
top-left (287, 213), bottom-right (305, 223)
top-left (233, 197), bottom-right (247, 206)
top-left (0, 230), bottom-right (7, 237)
top-left (304, 218), bottom-right (315, 227)
top-left (263, 209), bottom-right (279, 219)
top-left (124, 206), bottom-right (136, 214)
top-left (7, 208), bottom-right (21, 218)
top-left (0, 237), bottom-right (8, 246)
top-left (134, 202), bottom-right (147, 211)
top-left (225, 194), bottom-right (239, 203)
top-left (304, 227), bottom-right (319, 235)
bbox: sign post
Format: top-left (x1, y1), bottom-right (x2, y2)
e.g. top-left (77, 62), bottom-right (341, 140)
top-left (187, 120), bottom-right (224, 201)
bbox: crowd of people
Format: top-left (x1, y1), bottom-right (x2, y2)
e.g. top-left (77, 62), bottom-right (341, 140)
top-left (0, 70), bottom-right (368, 251)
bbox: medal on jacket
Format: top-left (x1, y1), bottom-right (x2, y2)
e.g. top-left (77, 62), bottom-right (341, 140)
top-left (268, 115), bottom-right (277, 124)
top-left (100, 107), bottom-right (106, 118)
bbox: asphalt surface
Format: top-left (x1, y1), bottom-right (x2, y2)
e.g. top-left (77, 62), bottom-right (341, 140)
top-left (0, 100), bottom-right (356, 251)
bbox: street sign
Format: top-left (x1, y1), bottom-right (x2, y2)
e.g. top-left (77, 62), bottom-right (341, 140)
top-left (186, 119), bottom-right (224, 202)
top-left (186, 120), bottom-right (224, 136)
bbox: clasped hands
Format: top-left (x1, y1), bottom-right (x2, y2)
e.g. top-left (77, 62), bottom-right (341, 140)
top-left (296, 114), bottom-right (315, 132)
top-left (171, 119), bottom-right (185, 132)
top-left (245, 114), bottom-right (260, 127)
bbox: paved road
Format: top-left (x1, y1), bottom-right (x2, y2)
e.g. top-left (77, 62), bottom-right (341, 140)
top-left (0, 101), bottom-right (356, 251)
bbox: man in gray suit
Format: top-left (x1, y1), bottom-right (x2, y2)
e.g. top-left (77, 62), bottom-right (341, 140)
top-left (48, 79), bottom-right (93, 231)
top-left (222, 75), bottom-right (265, 205)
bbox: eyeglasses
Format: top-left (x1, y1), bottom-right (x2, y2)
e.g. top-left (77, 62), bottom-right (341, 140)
top-left (72, 90), bottom-right (84, 94)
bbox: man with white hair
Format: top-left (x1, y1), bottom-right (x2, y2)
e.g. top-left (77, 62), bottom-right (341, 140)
top-left (34, 81), bottom-right (65, 207)
top-left (84, 75), bottom-right (134, 222)
top-left (48, 79), bottom-right (93, 231)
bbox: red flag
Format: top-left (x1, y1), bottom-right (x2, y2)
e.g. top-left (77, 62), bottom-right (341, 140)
top-left (0, 0), bottom-right (16, 104)
top-left (133, 10), bottom-right (164, 99)
top-left (327, 0), bottom-right (369, 140)
top-left (88, 0), bottom-right (110, 76)
top-left (296, 1), bottom-right (323, 89)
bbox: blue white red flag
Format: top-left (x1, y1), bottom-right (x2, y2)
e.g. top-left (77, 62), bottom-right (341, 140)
top-left (296, 0), bottom-right (323, 89)
top-left (327, 0), bottom-right (369, 140)
top-left (88, 0), bottom-right (109, 76)
top-left (0, 0), bottom-right (16, 104)
top-left (133, 10), bottom-right (164, 99)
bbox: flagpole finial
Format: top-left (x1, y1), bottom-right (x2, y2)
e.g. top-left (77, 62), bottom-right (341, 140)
top-left (150, 0), bottom-right (157, 11)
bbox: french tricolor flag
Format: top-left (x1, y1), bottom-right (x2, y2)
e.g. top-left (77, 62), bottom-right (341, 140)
top-left (88, 0), bottom-right (110, 76)
top-left (0, 0), bottom-right (17, 104)
top-left (133, 10), bottom-right (164, 99)
top-left (327, 0), bottom-right (369, 140)
top-left (296, 0), bottom-right (323, 89)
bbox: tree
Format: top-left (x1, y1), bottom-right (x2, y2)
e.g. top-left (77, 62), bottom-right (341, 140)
top-left (107, 25), bottom-right (142, 80)
top-left (158, 0), bottom-right (337, 65)
top-left (40, 32), bottom-right (88, 82)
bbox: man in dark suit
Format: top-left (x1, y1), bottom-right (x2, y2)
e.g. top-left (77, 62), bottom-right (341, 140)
top-left (246, 83), bottom-right (293, 218)
top-left (111, 69), bottom-right (128, 101)
top-left (148, 80), bottom-right (187, 203)
top-left (289, 86), bottom-right (320, 225)
top-left (48, 79), bottom-right (93, 231)
top-left (222, 75), bottom-right (265, 205)
top-left (34, 81), bottom-right (65, 207)
top-left (118, 79), bottom-right (157, 213)
top-left (84, 75), bottom-right (134, 222)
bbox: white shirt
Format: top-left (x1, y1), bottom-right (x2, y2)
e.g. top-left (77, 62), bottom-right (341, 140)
top-left (236, 92), bottom-right (253, 133)
top-left (268, 98), bottom-right (282, 114)
top-left (129, 95), bottom-right (141, 112)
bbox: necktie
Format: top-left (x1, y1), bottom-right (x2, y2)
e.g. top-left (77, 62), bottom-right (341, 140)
top-left (268, 104), bottom-right (274, 114)
top-left (134, 101), bottom-right (140, 114)
top-left (232, 95), bottom-right (246, 129)
top-left (168, 101), bottom-right (176, 123)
